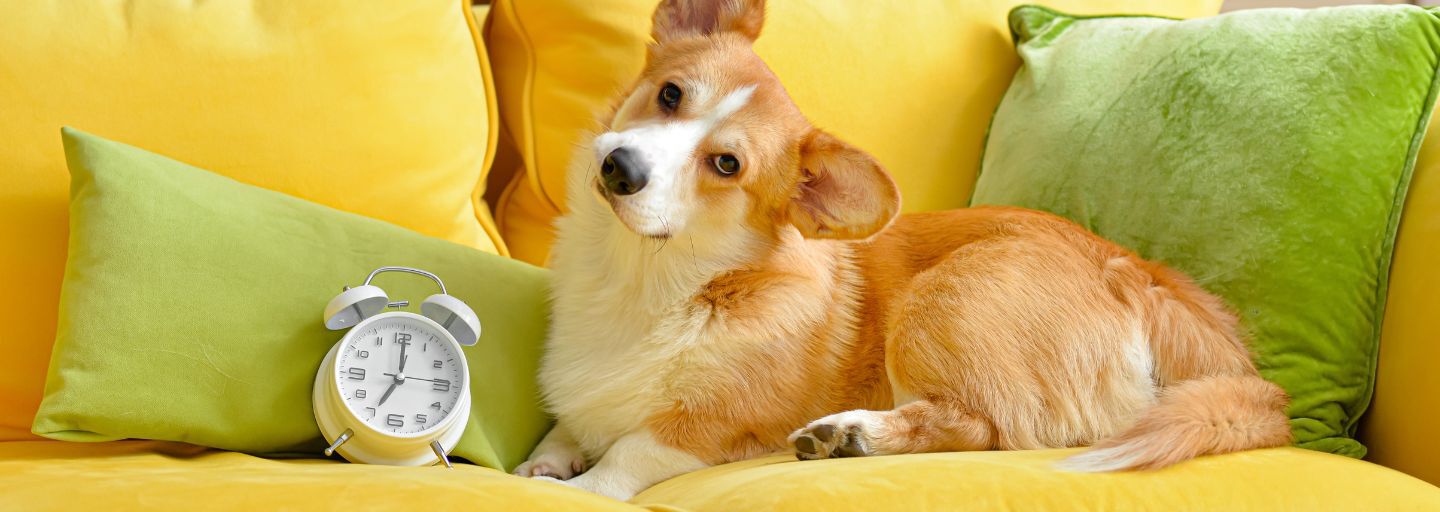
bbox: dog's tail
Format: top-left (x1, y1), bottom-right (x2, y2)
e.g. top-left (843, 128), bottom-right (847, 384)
top-left (1057, 374), bottom-right (1290, 472)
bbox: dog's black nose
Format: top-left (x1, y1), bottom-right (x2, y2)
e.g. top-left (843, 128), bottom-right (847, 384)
top-left (600, 147), bottom-right (648, 196)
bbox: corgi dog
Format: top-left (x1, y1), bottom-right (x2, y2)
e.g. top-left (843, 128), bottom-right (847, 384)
top-left (515, 0), bottom-right (1291, 500)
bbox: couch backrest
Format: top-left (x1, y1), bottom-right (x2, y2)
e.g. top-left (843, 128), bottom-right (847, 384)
top-left (1359, 108), bottom-right (1440, 486)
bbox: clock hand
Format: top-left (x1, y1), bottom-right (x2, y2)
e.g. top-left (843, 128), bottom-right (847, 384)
top-left (398, 336), bottom-right (409, 373)
top-left (376, 378), bottom-right (400, 406)
top-left (384, 373), bottom-right (447, 384)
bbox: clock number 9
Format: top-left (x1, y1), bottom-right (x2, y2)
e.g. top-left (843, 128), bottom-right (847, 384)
top-left (347, 367), bottom-right (365, 380)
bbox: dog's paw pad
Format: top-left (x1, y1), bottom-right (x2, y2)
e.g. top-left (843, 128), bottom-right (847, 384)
top-left (514, 456), bottom-right (585, 480)
top-left (833, 427), bottom-right (869, 457)
top-left (794, 433), bottom-right (821, 457)
top-left (810, 424), bottom-right (836, 443)
top-left (790, 411), bottom-right (883, 460)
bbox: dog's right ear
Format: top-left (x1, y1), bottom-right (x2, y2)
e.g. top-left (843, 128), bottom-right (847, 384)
top-left (651, 0), bottom-right (766, 43)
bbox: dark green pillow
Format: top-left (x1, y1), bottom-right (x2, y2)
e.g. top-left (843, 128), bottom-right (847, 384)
top-left (972, 5), bottom-right (1439, 458)
top-left (33, 128), bottom-right (551, 471)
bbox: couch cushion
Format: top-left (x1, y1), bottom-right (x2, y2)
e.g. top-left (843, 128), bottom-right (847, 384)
top-left (483, 0), bottom-right (1223, 264)
top-left (31, 130), bottom-right (549, 469)
top-left (971, 5), bottom-right (1440, 459)
top-left (633, 449), bottom-right (1440, 511)
top-left (0, 0), bottom-right (502, 441)
top-left (1361, 92), bottom-right (1440, 486)
top-left (0, 441), bottom-right (641, 511)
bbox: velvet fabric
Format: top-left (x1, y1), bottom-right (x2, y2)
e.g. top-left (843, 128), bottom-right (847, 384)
top-left (32, 129), bottom-right (551, 471)
top-left (0, 0), bottom-right (502, 442)
top-left (972, 5), bottom-right (1440, 457)
top-left (2, 441), bottom-right (1435, 510)
top-left (483, 0), bottom-right (1223, 264)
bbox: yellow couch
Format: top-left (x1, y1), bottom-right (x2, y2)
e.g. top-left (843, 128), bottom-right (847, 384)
top-left (3, 1), bottom-right (1439, 510)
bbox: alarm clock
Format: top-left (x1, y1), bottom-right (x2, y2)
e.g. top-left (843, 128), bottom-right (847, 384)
top-left (313, 266), bottom-right (480, 467)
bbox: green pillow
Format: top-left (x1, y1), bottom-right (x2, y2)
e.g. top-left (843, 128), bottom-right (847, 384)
top-left (33, 128), bottom-right (551, 471)
top-left (972, 5), bottom-right (1439, 458)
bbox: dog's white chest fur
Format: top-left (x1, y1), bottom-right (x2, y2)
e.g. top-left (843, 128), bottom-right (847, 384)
top-left (541, 189), bottom-right (758, 458)
top-left (538, 313), bottom-right (671, 457)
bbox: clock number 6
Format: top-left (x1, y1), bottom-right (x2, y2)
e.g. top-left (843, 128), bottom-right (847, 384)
top-left (386, 414), bottom-right (404, 427)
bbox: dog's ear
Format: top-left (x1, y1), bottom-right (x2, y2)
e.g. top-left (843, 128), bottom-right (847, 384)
top-left (651, 0), bottom-right (765, 43)
top-left (788, 130), bottom-right (900, 240)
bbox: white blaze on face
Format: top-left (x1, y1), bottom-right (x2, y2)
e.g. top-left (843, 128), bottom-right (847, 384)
top-left (593, 84), bottom-right (756, 236)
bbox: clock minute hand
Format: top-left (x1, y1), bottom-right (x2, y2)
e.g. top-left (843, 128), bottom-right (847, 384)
top-left (384, 373), bottom-right (446, 384)
top-left (398, 336), bottom-right (409, 373)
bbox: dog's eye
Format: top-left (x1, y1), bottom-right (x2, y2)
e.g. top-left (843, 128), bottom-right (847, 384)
top-left (658, 82), bottom-right (682, 111)
top-left (713, 154), bottom-right (740, 176)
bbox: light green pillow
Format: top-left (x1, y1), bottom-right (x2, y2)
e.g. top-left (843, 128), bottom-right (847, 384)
top-left (34, 128), bottom-right (551, 471)
top-left (972, 5), bottom-right (1439, 458)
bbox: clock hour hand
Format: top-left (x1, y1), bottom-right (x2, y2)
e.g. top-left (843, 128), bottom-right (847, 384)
top-left (376, 378), bottom-right (400, 406)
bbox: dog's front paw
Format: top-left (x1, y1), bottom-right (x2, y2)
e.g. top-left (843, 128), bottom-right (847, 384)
top-left (789, 410), bottom-right (891, 460)
top-left (514, 453), bottom-right (588, 480)
top-left (528, 475), bottom-right (572, 485)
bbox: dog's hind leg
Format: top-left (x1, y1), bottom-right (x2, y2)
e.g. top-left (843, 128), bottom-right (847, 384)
top-left (791, 230), bottom-right (1150, 460)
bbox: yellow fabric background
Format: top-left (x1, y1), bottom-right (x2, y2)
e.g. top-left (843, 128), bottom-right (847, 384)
top-left (0, 0), bottom-right (502, 441)
top-left (0, 441), bottom-right (645, 511)
top-left (2, 442), bottom-right (1433, 510)
top-left (1359, 105), bottom-right (1440, 485)
top-left (635, 449), bottom-right (1440, 511)
top-left (485, 0), bottom-right (1225, 265)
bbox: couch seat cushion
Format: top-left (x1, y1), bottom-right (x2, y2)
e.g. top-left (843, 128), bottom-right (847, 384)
top-left (0, 441), bottom-right (642, 511)
top-left (634, 448), bottom-right (1440, 511)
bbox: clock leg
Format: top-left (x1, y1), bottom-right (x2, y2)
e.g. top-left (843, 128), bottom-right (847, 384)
top-left (324, 428), bottom-right (354, 457)
top-left (431, 440), bottom-right (453, 469)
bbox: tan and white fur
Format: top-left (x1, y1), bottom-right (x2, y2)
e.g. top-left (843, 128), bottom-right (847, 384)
top-left (515, 0), bottom-right (1291, 500)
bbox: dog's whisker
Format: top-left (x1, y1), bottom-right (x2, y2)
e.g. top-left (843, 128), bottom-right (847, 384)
top-left (651, 216), bottom-right (671, 255)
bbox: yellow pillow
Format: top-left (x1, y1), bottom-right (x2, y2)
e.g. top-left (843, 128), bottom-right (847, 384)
top-left (0, 0), bottom-right (501, 440)
top-left (484, 0), bottom-right (1223, 264)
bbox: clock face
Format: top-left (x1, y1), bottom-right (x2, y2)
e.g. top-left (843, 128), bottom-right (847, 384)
top-left (334, 316), bottom-right (465, 435)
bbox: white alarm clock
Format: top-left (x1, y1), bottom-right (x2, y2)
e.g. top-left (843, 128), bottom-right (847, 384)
top-left (313, 266), bottom-right (480, 468)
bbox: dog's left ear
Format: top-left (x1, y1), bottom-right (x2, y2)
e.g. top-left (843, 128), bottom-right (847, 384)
top-left (788, 130), bottom-right (900, 240)
top-left (651, 0), bottom-right (766, 43)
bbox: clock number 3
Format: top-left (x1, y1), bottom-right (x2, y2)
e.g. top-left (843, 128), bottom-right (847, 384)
top-left (432, 379), bottom-right (450, 392)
